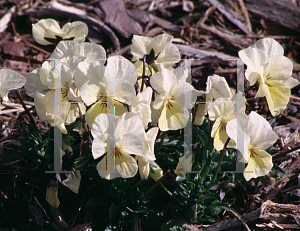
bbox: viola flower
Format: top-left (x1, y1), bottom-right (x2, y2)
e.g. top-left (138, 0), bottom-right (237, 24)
top-left (91, 112), bottom-right (145, 180)
top-left (75, 56), bottom-right (137, 127)
top-left (238, 38), bottom-right (299, 116)
top-left (208, 93), bottom-right (245, 151)
top-left (33, 61), bottom-right (86, 134)
top-left (136, 127), bottom-right (159, 180)
top-left (50, 41), bottom-right (106, 64)
top-left (226, 111), bottom-right (278, 181)
top-left (193, 74), bottom-right (232, 126)
top-left (32, 19), bottom-right (88, 45)
top-left (0, 69), bottom-right (26, 109)
top-left (175, 152), bottom-right (193, 178)
top-left (129, 87), bottom-right (152, 129)
top-left (131, 34), bottom-right (180, 77)
top-left (148, 162), bottom-right (163, 181)
top-left (150, 65), bottom-right (203, 131)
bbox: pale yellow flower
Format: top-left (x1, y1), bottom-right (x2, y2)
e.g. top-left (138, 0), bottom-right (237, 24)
top-left (75, 56), bottom-right (137, 127)
top-left (0, 69), bottom-right (26, 109)
top-left (208, 93), bottom-right (245, 151)
top-left (91, 112), bottom-right (145, 180)
top-left (131, 34), bottom-right (180, 77)
top-left (239, 38), bottom-right (299, 116)
top-left (32, 19), bottom-right (88, 45)
top-left (150, 65), bottom-right (203, 131)
top-left (193, 74), bottom-right (232, 126)
top-left (136, 127), bottom-right (159, 180)
top-left (226, 111), bottom-right (278, 181)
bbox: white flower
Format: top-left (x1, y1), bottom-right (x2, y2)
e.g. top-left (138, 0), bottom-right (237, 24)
top-left (25, 58), bottom-right (86, 134)
top-left (226, 111), bottom-right (278, 181)
top-left (131, 34), bottom-right (180, 76)
top-left (0, 69), bottom-right (26, 109)
top-left (129, 87), bottom-right (153, 129)
top-left (148, 161), bottom-right (163, 181)
top-left (75, 56), bottom-right (137, 127)
top-left (239, 38), bottom-right (299, 116)
top-left (91, 112), bottom-right (145, 180)
top-left (193, 74), bottom-right (232, 126)
top-left (175, 152), bottom-right (193, 178)
top-left (136, 127), bottom-right (159, 180)
top-left (50, 41), bottom-right (106, 64)
top-left (208, 93), bottom-right (245, 151)
top-left (32, 19), bottom-right (88, 45)
top-left (150, 65), bottom-right (203, 131)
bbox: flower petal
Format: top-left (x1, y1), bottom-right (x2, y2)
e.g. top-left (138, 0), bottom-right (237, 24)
top-left (0, 69), bottom-right (26, 100)
top-left (244, 148), bottom-right (273, 181)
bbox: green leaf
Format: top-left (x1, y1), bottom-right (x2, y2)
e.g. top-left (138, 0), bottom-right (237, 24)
top-left (199, 151), bottom-right (212, 184)
top-left (272, 164), bottom-right (286, 176)
top-left (74, 155), bottom-right (90, 170)
top-left (204, 202), bottom-right (230, 216)
top-left (109, 202), bottom-right (120, 220)
top-left (268, 118), bottom-right (276, 129)
top-left (161, 218), bottom-right (183, 231)
top-left (28, 124), bottom-right (42, 143)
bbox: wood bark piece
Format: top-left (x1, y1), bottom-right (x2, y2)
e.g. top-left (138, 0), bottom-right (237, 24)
top-left (175, 44), bottom-right (237, 67)
top-left (206, 209), bottom-right (261, 231)
top-left (99, 0), bottom-right (143, 38)
top-left (262, 156), bottom-right (300, 201)
top-left (207, 0), bottom-right (251, 34)
top-left (150, 14), bottom-right (181, 32)
top-left (198, 23), bottom-right (253, 50)
top-left (245, 0), bottom-right (300, 31)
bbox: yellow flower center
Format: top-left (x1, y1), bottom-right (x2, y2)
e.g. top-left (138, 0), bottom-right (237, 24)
top-left (165, 95), bottom-right (175, 110)
top-left (61, 81), bottom-right (69, 100)
top-left (249, 148), bottom-right (258, 158)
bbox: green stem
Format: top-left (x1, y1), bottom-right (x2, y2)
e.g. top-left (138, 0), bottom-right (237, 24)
top-left (212, 138), bottom-right (230, 182)
top-left (145, 170), bottom-right (170, 196)
top-left (154, 131), bottom-right (167, 154)
top-left (77, 104), bottom-right (93, 145)
top-left (15, 89), bottom-right (38, 131)
top-left (192, 96), bottom-right (200, 129)
top-left (140, 55), bottom-right (147, 92)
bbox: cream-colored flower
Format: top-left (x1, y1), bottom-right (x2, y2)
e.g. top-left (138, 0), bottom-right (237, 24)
top-left (34, 61), bottom-right (86, 134)
top-left (129, 87), bottom-right (152, 129)
top-left (149, 161), bottom-right (163, 181)
top-left (150, 65), bottom-right (203, 131)
top-left (239, 38), bottom-right (299, 116)
top-left (76, 56), bottom-right (137, 127)
top-left (193, 74), bottom-right (232, 126)
top-left (131, 34), bottom-right (180, 77)
top-left (50, 41), bottom-right (106, 64)
top-left (226, 111), bottom-right (278, 181)
top-left (91, 112), bottom-right (145, 180)
top-left (0, 69), bottom-right (26, 109)
top-left (32, 19), bottom-right (88, 45)
top-left (175, 151), bottom-right (192, 177)
top-left (136, 127), bottom-right (159, 180)
top-left (208, 93), bottom-right (245, 151)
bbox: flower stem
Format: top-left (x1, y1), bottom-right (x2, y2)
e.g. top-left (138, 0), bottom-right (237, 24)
top-left (212, 137), bottom-right (230, 182)
top-left (77, 104), bottom-right (93, 145)
top-left (154, 131), bottom-right (167, 154)
top-left (140, 55), bottom-right (147, 92)
top-left (15, 89), bottom-right (38, 131)
top-left (145, 170), bottom-right (170, 196)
